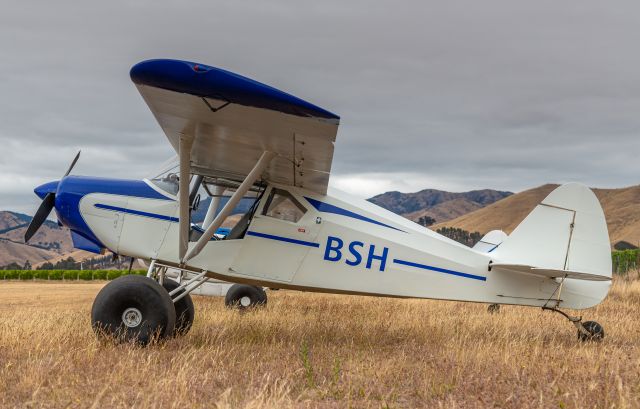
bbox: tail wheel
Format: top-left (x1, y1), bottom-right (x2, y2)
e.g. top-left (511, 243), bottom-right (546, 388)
top-left (225, 284), bottom-right (267, 310)
top-left (162, 279), bottom-right (195, 336)
top-left (578, 320), bottom-right (604, 342)
top-left (91, 275), bottom-right (175, 345)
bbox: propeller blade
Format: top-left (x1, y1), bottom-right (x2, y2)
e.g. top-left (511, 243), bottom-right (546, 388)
top-left (24, 192), bottom-right (56, 243)
top-left (63, 150), bottom-right (81, 178)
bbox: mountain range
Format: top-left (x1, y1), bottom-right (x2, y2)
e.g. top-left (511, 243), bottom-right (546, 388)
top-left (368, 188), bottom-right (513, 224)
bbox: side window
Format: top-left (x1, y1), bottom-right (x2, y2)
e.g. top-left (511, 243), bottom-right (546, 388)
top-left (262, 188), bottom-right (307, 223)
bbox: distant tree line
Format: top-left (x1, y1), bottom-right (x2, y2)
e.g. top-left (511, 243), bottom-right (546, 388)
top-left (37, 257), bottom-right (80, 270)
top-left (436, 227), bottom-right (482, 247)
top-left (2, 260), bottom-right (32, 270)
top-left (31, 241), bottom-right (61, 251)
top-left (614, 241), bottom-right (638, 251)
top-left (417, 216), bottom-right (436, 227)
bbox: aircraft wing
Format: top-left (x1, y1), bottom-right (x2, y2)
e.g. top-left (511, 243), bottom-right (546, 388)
top-left (131, 59), bottom-right (340, 195)
top-left (491, 263), bottom-right (612, 281)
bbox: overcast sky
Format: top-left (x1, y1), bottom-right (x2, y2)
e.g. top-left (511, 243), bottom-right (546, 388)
top-left (1, 0), bottom-right (639, 214)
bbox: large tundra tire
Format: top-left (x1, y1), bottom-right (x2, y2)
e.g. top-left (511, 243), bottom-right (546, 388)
top-left (91, 275), bottom-right (175, 345)
top-left (224, 284), bottom-right (267, 310)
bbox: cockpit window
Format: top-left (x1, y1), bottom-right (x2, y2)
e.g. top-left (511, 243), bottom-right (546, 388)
top-left (262, 188), bottom-right (306, 223)
top-left (146, 156), bottom-right (180, 196)
top-left (150, 173), bottom-right (179, 195)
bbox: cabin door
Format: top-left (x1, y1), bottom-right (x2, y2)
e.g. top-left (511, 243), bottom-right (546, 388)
top-left (231, 187), bottom-right (320, 282)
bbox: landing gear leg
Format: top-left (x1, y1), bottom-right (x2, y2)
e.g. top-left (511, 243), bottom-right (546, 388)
top-left (162, 279), bottom-right (195, 336)
top-left (542, 306), bottom-right (604, 342)
top-left (143, 260), bottom-right (213, 339)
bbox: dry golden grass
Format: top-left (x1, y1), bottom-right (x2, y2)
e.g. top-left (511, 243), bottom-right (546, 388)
top-left (1, 280), bottom-right (639, 408)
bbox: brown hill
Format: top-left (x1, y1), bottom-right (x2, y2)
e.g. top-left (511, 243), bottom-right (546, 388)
top-left (368, 188), bottom-right (512, 225)
top-left (0, 239), bottom-right (58, 266)
top-left (433, 184), bottom-right (640, 247)
top-left (404, 198), bottom-right (484, 224)
top-left (0, 211), bottom-right (72, 248)
top-left (0, 223), bottom-right (75, 253)
top-left (0, 211), bottom-right (76, 267)
top-left (32, 249), bottom-right (99, 269)
top-left (0, 212), bottom-right (30, 231)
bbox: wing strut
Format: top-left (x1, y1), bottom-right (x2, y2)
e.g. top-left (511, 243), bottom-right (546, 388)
top-left (178, 134), bottom-right (194, 261)
top-left (202, 185), bottom-right (225, 230)
top-left (182, 151), bottom-right (276, 264)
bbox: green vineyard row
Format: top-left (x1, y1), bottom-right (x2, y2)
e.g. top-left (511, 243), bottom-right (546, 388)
top-left (0, 269), bottom-right (147, 281)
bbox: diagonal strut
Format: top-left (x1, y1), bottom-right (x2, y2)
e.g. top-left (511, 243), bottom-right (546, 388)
top-left (182, 151), bottom-right (276, 264)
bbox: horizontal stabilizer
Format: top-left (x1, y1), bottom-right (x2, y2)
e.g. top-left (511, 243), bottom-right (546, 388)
top-left (473, 230), bottom-right (507, 253)
top-left (491, 263), bottom-right (611, 281)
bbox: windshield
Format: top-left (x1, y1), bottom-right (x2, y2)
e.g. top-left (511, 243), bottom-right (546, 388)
top-left (146, 156), bottom-right (179, 195)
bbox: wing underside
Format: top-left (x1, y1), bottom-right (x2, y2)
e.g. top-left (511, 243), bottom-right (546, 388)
top-left (132, 59), bottom-right (340, 194)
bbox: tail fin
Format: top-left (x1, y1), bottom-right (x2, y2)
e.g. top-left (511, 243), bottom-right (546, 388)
top-left (492, 183), bottom-right (611, 280)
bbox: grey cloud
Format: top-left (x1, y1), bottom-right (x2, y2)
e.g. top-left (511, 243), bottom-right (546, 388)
top-left (1, 0), bottom-right (639, 214)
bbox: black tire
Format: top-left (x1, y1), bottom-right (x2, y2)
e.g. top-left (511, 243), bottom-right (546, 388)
top-left (225, 284), bottom-right (267, 310)
top-left (162, 278), bottom-right (195, 336)
top-left (578, 320), bottom-right (604, 342)
top-left (91, 275), bottom-right (175, 345)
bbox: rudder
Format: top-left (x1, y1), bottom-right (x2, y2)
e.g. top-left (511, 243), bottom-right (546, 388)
top-left (492, 183), bottom-right (611, 280)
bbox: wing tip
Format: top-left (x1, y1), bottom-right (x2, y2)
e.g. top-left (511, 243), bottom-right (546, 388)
top-left (130, 59), bottom-right (340, 122)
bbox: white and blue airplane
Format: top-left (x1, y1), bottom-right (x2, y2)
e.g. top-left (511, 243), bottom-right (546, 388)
top-left (25, 59), bottom-right (612, 344)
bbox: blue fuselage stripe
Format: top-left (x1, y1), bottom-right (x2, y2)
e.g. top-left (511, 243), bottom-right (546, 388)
top-left (304, 197), bottom-right (405, 232)
top-left (392, 258), bottom-right (487, 281)
top-left (94, 204), bottom-right (179, 222)
top-left (246, 231), bottom-right (320, 248)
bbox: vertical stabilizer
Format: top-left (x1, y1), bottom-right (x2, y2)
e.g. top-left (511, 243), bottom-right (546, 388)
top-left (492, 183), bottom-right (611, 280)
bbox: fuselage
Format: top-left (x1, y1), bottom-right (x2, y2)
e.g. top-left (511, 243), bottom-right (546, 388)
top-left (34, 176), bottom-right (607, 309)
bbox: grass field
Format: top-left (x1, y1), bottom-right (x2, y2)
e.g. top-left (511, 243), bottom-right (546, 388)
top-left (0, 280), bottom-right (639, 408)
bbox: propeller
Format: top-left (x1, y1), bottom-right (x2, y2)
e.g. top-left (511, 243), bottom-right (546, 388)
top-left (63, 150), bottom-right (81, 178)
top-left (24, 151), bottom-right (81, 243)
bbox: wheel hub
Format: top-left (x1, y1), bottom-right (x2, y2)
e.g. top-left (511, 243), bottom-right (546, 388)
top-left (240, 296), bottom-right (251, 307)
top-left (122, 307), bottom-right (142, 328)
